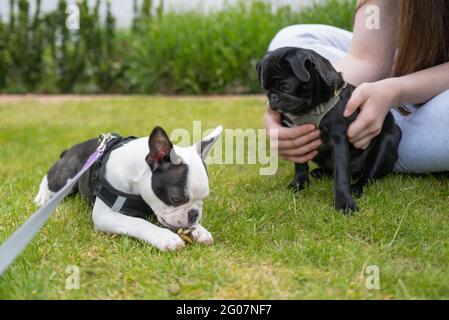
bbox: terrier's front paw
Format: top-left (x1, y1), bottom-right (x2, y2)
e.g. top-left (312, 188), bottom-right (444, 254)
top-left (191, 225), bottom-right (213, 245)
top-left (150, 229), bottom-right (185, 251)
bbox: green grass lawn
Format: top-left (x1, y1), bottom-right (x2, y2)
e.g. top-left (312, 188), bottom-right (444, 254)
top-left (0, 96), bottom-right (448, 299)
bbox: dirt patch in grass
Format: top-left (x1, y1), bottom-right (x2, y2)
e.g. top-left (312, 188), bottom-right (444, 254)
top-left (0, 94), bottom-right (266, 104)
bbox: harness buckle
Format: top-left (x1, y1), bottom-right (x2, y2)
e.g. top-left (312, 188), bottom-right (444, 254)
top-left (97, 133), bottom-right (117, 153)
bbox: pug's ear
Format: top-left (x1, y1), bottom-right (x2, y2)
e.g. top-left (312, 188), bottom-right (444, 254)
top-left (256, 60), bottom-right (263, 85)
top-left (195, 125), bottom-right (223, 161)
top-left (256, 52), bottom-right (271, 86)
top-left (287, 49), bottom-right (342, 88)
top-left (286, 52), bottom-right (311, 82)
top-left (308, 54), bottom-right (342, 88)
top-left (146, 126), bottom-right (182, 171)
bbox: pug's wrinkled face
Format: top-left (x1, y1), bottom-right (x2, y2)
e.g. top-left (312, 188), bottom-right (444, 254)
top-left (257, 47), bottom-right (343, 115)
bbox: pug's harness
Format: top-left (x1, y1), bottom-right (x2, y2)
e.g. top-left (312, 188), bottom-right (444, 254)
top-left (282, 82), bottom-right (347, 128)
top-left (90, 134), bottom-right (154, 220)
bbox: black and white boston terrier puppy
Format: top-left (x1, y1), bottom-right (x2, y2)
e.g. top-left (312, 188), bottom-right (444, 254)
top-left (257, 47), bottom-right (401, 212)
top-left (34, 126), bottom-right (223, 251)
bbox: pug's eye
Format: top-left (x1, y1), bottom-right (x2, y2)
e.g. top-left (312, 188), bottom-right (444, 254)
top-left (280, 82), bottom-right (293, 91)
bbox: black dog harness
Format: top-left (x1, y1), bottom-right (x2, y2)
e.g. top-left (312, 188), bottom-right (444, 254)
top-left (90, 134), bottom-right (154, 220)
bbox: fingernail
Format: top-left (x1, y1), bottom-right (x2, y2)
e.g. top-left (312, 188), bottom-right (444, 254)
top-left (343, 109), bottom-right (349, 117)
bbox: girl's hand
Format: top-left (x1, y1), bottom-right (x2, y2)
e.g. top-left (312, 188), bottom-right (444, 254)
top-left (344, 78), bottom-right (402, 150)
top-left (264, 108), bottom-right (322, 164)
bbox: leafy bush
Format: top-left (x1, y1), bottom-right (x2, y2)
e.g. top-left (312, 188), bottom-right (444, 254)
top-left (0, 0), bottom-right (356, 94)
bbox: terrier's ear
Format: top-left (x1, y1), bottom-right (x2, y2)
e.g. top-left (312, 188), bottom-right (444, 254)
top-left (195, 125), bottom-right (223, 161)
top-left (146, 126), bottom-right (181, 171)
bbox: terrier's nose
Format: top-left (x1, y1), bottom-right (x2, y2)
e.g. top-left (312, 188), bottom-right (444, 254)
top-left (187, 209), bottom-right (199, 224)
top-left (270, 93), bottom-right (279, 104)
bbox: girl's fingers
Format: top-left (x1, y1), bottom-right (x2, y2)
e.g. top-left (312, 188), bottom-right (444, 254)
top-left (276, 130), bottom-right (321, 150)
top-left (352, 132), bottom-right (378, 150)
top-left (344, 86), bottom-right (368, 117)
top-left (265, 108), bottom-right (316, 141)
top-left (278, 139), bottom-right (322, 157)
top-left (264, 108), bottom-right (283, 129)
top-left (347, 109), bottom-right (380, 140)
top-left (270, 125), bottom-right (316, 141)
top-left (347, 119), bottom-right (367, 141)
top-left (348, 124), bottom-right (377, 143)
top-left (353, 139), bottom-right (371, 150)
top-left (282, 151), bottom-right (319, 164)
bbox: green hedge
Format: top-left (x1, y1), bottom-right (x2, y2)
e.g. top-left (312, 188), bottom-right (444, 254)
top-left (0, 0), bottom-right (356, 94)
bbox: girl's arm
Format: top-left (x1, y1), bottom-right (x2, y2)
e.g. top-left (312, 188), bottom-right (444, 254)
top-left (343, 0), bottom-right (449, 150)
top-left (396, 62), bottom-right (449, 105)
top-left (344, 62), bottom-right (449, 150)
top-left (334, 0), bottom-right (398, 85)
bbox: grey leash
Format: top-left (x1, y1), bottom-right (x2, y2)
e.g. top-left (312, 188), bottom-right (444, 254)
top-left (0, 133), bottom-right (115, 276)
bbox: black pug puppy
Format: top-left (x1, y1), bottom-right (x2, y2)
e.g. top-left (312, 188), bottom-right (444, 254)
top-left (257, 47), bottom-right (402, 212)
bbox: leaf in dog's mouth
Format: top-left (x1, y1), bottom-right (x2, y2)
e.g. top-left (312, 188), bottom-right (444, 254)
top-left (158, 217), bottom-right (196, 244)
top-left (177, 227), bottom-right (196, 244)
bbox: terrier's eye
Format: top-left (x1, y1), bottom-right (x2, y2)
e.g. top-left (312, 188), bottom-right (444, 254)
top-left (171, 195), bottom-right (189, 204)
top-left (171, 196), bottom-right (184, 203)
